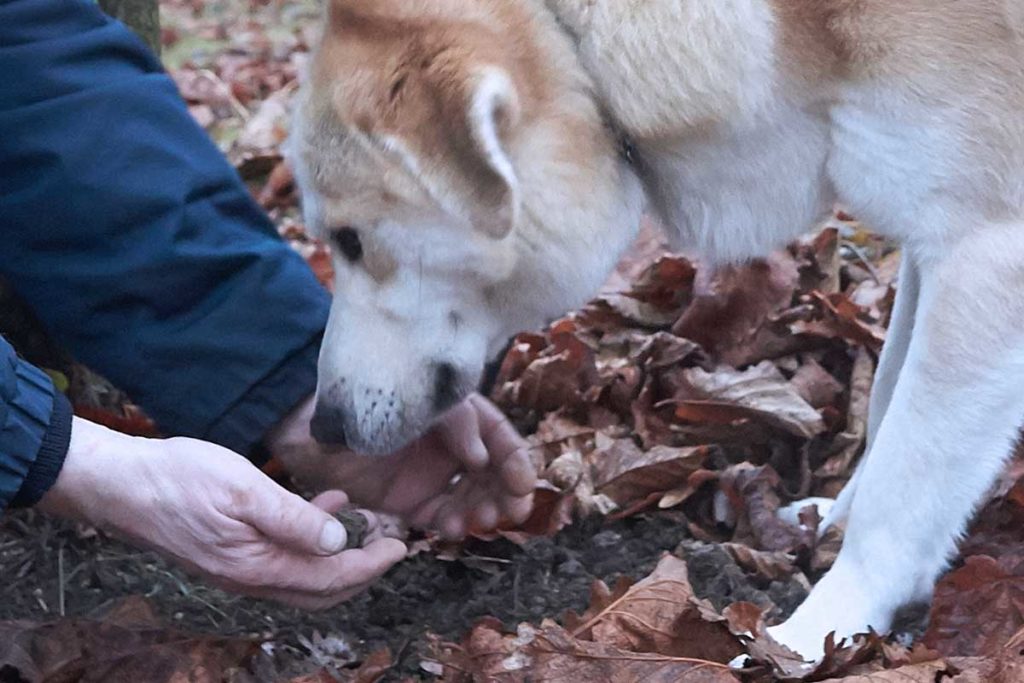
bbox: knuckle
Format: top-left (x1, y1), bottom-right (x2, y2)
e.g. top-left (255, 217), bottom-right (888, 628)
top-left (221, 485), bottom-right (259, 519)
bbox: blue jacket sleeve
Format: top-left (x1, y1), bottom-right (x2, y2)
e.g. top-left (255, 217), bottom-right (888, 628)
top-left (0, 337), bottom-right (74, 512)
top-left (0, 0), bottom-right (331, 457)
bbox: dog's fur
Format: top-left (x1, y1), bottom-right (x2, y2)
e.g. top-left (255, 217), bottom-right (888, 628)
top-left (291, 0), bottom-right (1024, 659)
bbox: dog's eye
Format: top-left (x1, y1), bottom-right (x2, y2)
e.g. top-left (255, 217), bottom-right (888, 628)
top-left (332, 228), bottom-right (363, 263)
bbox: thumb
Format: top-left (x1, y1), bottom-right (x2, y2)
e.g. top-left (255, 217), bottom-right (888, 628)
top-left (241, 484), bottom-right (349, 556)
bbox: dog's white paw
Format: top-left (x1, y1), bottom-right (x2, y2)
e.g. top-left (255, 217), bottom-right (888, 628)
top-left (766, 618), bottom-right (830, 663)
top-left (768, 559), bottom-right (891, 663)
top-left (777, 497), bottom-right (835, 528)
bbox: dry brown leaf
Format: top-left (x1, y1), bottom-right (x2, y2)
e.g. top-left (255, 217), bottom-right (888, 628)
top-left (432, 619), bottom-right (739, 682)
top-left (797, 227), bottom-right (842, 295)
top-left (792, 291), bottom-right (886, 353)
top-left (591, 439), bottom-right (710, 507)
top-left (340, 648), bottom-right (393, 683)
top-left (283, 648), bottom-right (392, 683)
top-left (234, 87), bottom-right (293, 156)
top-left (945, 654), bottom-right (1024, 681)
top-left (789, 358), bottom-right (844, 410)
top-left (534, 412), bottom-right (596, 445)
top-left (72, 404), bottom-right (160, 438)
top-left (477, 484), bottom-right (576, 544)
top-left (562, 576), bottom-right (635, 633)
top-left (494, 324), bottom-right (598, 414)
top-left (527, 625), bottom-right (740, 683)
top-left (722, 543), bottom-right (799, 581)
top-left (672, 362), bottom-right (826, 439)
top-left (924, 554), bottom-right (1024, 657)
top-left (717, 601), bottom-right (817, 679)
top-left (570, 554), bottom-right (745, 663)
top-left (672, 253), bottom-right (800, 366)
top-left (599, 217), bottom-right (671, 294)
top-left (721, 464), bottom-right (814, 553)
top-left (0, 596), bottom-right (257, 683)
top-left (816, 659), bottom-right (951, 682)
top-left (257, 159), bottom-right (297, 210)
top-left (581, 255), bottom-right (697, 331)
top-left (815, 348), bottom-right (874, 492)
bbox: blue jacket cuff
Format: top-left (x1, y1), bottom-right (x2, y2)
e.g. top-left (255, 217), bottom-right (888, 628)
top-left (1, 357), bottom-right (72, 511)
top-left (203, 334), bottom-right (321, 461)
top-left (11, 388), bottom-right (72, 508)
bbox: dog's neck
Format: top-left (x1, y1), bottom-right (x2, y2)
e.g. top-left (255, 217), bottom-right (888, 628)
top-left (538, 0), bottom-right (639, 168)
top-left (529, 0), bottom-right (842, 263)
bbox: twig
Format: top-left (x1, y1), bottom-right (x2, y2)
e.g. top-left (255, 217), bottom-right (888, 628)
top-left (58, 543), bottom-right (66, 617)
top-left (464, 553), bottom-right (513, 565)
top-left (198, 68), bottom-right (251, 121)
top-left (841, 241), bottom-right (882, 284)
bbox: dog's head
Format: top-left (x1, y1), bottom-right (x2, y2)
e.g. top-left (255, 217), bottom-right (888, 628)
top-left (292, 0), bottom-right (644, 453)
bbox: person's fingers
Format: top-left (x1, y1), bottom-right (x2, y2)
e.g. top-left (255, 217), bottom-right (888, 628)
top-left (361, 509), bottom-right (382, 538)
top-left (264, 537), bottom-right (408, 594)
top-left (469, 395), bottom-right (537, 496)
top-left (235, 483), bottom-right (349, 557)
top-left (435, 399), bottom-right (489, 471)
top-left (313, 497), bottom-right (384, 548)
top-left (469, 497), bottom-right (500, 532)
top-left (310, 490), bottom-right (350, 513)
top-left (435, 495), bottom-right (469, 540)
top-left (499, 451), bottom-right (538, 498)
top-left (408, 494), bottom-right (451, 530)
top-left (319, 538), bottom-right (408, 590)
top-left (362, 520), bottom-right (386, 544)
top-left (501, 493), bottom-right (535, 525)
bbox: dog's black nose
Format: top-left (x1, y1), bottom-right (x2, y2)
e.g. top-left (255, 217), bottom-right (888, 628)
top-left (432, 361), bottom-right (461, 413)
top-left (310, 402), bottom-right (348, 447)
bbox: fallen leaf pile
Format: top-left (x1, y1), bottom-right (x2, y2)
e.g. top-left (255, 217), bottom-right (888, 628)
top-left (421, 218), bottom-right (1024, 680)
top-left (0, 595), bottom-right (393, 683)
top-left (489, 224), bottom-right (892, 533)
top-left (425, 554), bottom-right (1024, 682)
top-left (161, 0), bottom-right (331, 286)
top-left (161, 0), bottom-right (316, 168)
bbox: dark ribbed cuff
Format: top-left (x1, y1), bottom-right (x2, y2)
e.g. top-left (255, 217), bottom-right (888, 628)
top-left (203, 334), bottom-right (321, 462)
top-left (11, 390), bottom-right (72, 508)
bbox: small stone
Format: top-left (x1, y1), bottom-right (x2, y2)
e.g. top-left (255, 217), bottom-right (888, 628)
top-left (556, 558), bottom-right (585, 577)
top-left (335, 509), bottom-right (369, 549)
top-left (592, 530), bottom-right (622, 549)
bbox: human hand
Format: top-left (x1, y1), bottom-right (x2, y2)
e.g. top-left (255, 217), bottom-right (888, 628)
top-left (268, 394), bottom-right (537, 539)
top-left (37, 418), bottom-right (406, 609)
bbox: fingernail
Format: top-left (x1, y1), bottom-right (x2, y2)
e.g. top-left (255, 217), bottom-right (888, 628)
top-left (319, 519), bottom-right (347, 553)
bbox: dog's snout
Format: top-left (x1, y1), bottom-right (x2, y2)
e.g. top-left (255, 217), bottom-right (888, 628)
top-left (432, 361), bottom-right (461, 413)
top-left (310, 401), bottom-right (348, 447)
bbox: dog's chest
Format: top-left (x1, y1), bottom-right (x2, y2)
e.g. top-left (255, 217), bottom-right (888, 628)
top-left (826, 88), bottom-right (959, 244)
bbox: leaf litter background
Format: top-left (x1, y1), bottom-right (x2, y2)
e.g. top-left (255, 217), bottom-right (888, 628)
top-left (2, 0), bottom-right (1024, 681)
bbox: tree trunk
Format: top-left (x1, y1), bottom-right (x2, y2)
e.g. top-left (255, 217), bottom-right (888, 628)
top-left (99, 0), bottom-right (161, 57)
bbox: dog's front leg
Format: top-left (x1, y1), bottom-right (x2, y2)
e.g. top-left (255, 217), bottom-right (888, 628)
top-left (770, 224), bottom-right (1024, 660)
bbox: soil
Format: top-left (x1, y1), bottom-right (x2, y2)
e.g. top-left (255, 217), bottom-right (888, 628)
top-left (0, 508), bottom-right (809, 679)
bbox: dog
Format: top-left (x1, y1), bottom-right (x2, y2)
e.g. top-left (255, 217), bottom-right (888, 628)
top-left (289, 0), bottom-right (1024, 660)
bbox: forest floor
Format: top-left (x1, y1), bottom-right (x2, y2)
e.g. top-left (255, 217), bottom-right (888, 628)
top-left (3, 1), bottom-right (1024, 681)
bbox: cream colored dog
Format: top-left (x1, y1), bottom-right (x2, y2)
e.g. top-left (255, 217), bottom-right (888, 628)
top-left (290, 0), bottom-right (1024, 660)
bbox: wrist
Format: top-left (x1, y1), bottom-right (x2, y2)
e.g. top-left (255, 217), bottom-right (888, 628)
top-left (35, 417), bottom-right (133, 525)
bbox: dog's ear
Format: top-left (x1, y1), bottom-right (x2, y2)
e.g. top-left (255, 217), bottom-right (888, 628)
top-left (461, 68), bottom-right (522, 239)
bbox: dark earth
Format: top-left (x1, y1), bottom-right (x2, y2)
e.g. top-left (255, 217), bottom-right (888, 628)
top-left (0, 508), bottom-right (811, 679)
